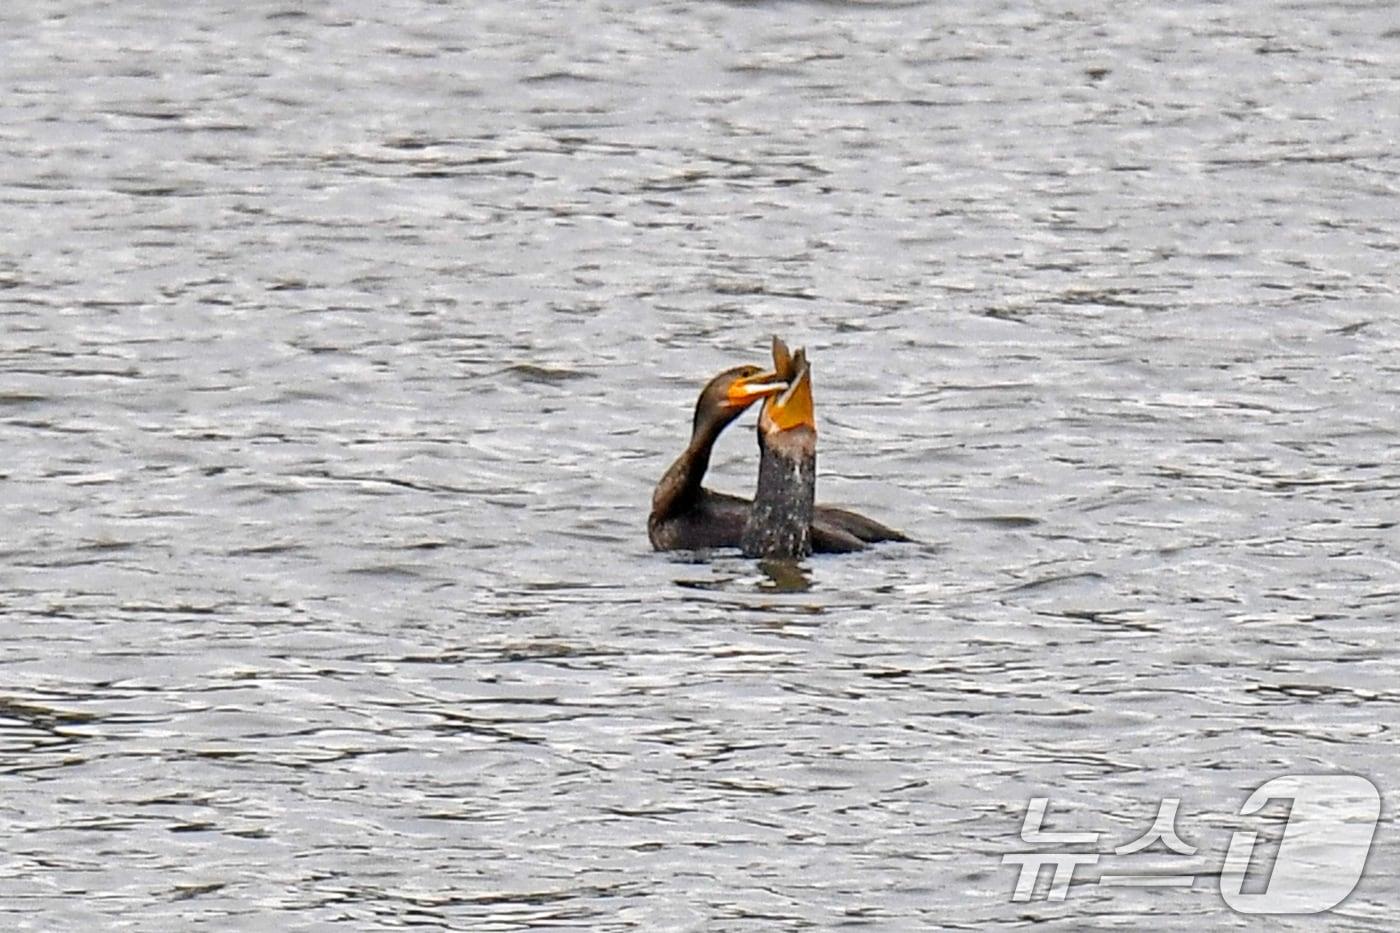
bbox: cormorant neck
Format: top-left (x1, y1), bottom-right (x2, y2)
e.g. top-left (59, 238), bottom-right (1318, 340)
top-left (742, 424), bottom-right (817, 559)
top-left (650, 410), bottom-right (730, 523)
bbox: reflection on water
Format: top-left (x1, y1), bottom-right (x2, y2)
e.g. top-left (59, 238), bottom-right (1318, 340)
top-left (2, 0), bottom-right (1398, 930)
top-left (756, 560), bottom-right (814, 593)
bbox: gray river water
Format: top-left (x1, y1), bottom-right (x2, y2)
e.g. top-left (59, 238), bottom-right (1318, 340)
top-left (2, 1), bottom-right (1398, 930)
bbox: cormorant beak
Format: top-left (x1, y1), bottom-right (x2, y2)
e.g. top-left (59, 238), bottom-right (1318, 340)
top-left (771, 336), bottom-right (793, 380)
top-left (765, 361), bottom-right (815, 431)
top-left (725, 370), bottom-right (788, 409)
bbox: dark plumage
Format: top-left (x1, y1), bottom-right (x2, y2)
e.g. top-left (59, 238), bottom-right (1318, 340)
top-left (648, 365), bottom-right (775, 552)
top-left (648, 349), bottom-right (910, 554)
top-left (743, 349), bottom-right (817, 559)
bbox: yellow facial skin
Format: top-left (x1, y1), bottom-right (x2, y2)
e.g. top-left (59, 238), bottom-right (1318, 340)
top-left (722, 336), bottom-right (815, 430)
top-left (725, 369), bottom-right (788, 409)
top-left (765, 362), bottom-right (814, 431)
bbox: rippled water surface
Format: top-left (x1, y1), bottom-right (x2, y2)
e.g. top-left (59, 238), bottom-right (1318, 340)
top-left (3, 1), bottom-right (1398, 929)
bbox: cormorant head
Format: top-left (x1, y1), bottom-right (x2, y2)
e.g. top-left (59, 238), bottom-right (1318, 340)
top-left (691, 363), bottom-right (788, 435)
top-left (758, 337), bottom-right (815, 434)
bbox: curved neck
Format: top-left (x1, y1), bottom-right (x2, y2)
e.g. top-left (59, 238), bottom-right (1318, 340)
top-left (651, 414), bottom-right (727, 523)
